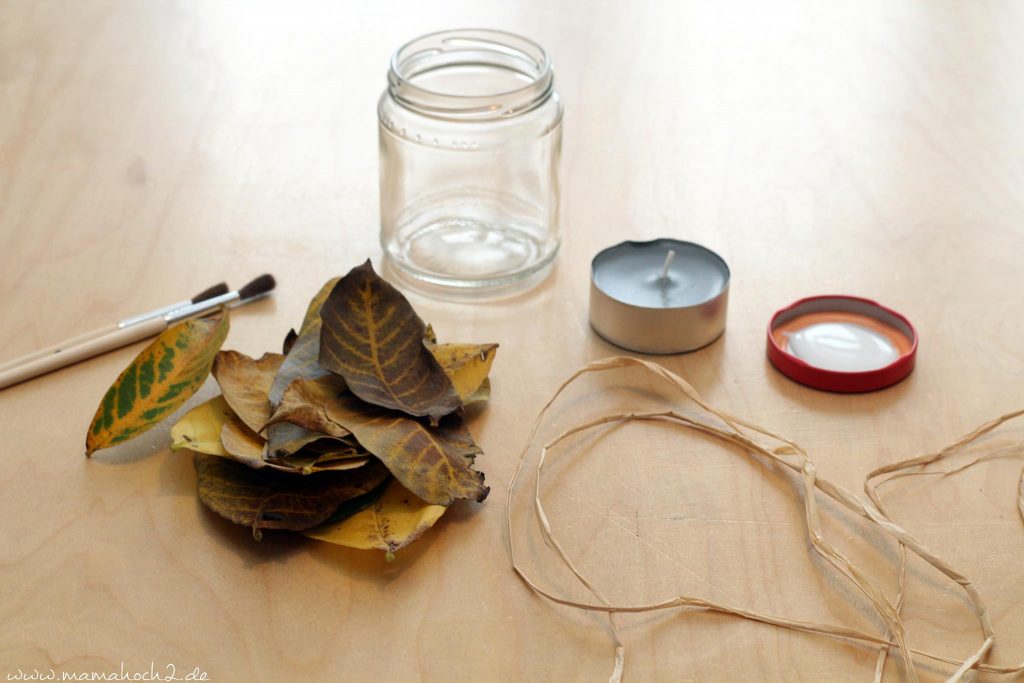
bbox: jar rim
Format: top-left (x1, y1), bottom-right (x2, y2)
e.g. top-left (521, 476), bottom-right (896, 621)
top-left (388, 28), bottom-right (554, 120)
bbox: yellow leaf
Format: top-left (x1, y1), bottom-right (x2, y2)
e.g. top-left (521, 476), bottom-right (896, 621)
top-left (86, 313), bottom-right (229, 456)
top-left (170, 395), bottom-right (233, 456)
top-left (464, 378), bottom-right (491, 405)
top-left (430, 343), bottom-right (498, 403)
top-left (305, 479), bottom-right (446, 557)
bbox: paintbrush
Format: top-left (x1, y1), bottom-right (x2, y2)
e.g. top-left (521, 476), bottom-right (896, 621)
top-left (0, 282), bottom-right (230, 373)
top-left (0, 275), bottom-right (275, 390)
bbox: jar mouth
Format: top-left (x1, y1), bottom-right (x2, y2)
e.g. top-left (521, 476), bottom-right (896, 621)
top-left (388, 29), bottom-right (554, 120)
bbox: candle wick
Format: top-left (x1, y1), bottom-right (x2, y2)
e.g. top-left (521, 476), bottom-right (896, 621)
top-left (659, 249), bottom-right (676, 280)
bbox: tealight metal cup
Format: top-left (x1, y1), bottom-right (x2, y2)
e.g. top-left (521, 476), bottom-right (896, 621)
top-left (589, 239), bottom-right (730, 354)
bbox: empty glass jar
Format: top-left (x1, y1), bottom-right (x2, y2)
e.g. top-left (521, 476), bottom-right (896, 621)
top-left (378, 29), bottom-right (563, 298)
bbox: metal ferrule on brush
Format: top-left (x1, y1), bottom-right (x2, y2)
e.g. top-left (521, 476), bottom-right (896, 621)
top-left (163, 291), bottom-right (239, 323)
top-left (163, 274), bottom-right (275, 324)
top-left (117, 282), bottom-right (230, 328)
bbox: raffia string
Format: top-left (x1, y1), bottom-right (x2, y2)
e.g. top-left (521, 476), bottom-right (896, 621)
top-left (505, 357), bottom-right (1024, 682)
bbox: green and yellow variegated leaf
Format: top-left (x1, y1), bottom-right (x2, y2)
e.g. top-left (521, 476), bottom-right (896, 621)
top-left (86, 313), bottom-right (229, 456)
top-left (305, 478), bottom-right (446, 558)
top-left (430, 343), bottom-right (498, 403)
top-left (170, 395), bottom-right (234, 456)
top-left (268, 378), bottom-right (488, 505)
top-left (268, 277), bottom-right (340, 406)
top-left (212, 351), bottom-right (284, 432)
top-left (194, 453), bottom-right (389, 535)
top-left (318, 260), bottom-right (461, 423)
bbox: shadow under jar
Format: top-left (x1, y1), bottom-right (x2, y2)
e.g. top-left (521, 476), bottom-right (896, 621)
top-left (379, 29), bottom-right (563, 298)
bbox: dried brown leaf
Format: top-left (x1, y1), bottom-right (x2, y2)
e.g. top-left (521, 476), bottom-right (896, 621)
top-left (194, 453), bottom-right (388, 533)
top-left (220, 419), bottom-right (266, 469)
top-left (265, 422), bottom-right (322, 459)
top-left (212, 351), bottom-right (284, 433)
top-left (272, 451), bottom-right (371, 475)
top-left (268, 378), bottom-right (488, 505)
top-left (268, 277), bottom-right (340, 406)
top-left (318, 260), bottom-right (461, 422)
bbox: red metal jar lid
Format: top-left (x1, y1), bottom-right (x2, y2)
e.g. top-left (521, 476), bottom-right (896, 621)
top-left (766, 295), bottom-right (918, 393)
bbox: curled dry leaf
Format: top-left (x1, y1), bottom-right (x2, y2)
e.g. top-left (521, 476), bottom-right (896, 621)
top-left (266, 428), bottom-right (371, 475)
top-left (265, 422), bottom-right (321, 460)
top-left (171, 393), bottom-right (364, 474)
top-left (223, 417), bottom-right (369, 474)
top-left (272, 451), bottom-right (371, 475)
top-left (266, 422), bottom-right (347, 459)
top-left (171, 395), bottom-right (273, 469)
top-left (86, 313), bottom-right (229, 456)
top-left (267, 373), bottom-right (350, 458)
top-left (299, 437), bottom-right (364, 459)
top-left (305, 478), bottom-right (446, 559)
top-left (220, 419), bottom-right (266, 469)
top-left (430, 343), bottom-right (498, 403)
top-left (194, 453), bottom-right (389, 534)
top-left (268, 277), bottom-right (340, 406)
top-left (318, 260), bottom-right (461, 423)
top-left (268, 378), bottom-right (488, 505)
top-left (211, 351), bottom-right (284, 433)
top-left (267, 378), bottom-right (351, 440)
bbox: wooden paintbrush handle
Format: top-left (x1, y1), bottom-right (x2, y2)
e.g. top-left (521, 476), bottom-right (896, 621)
top-left (0, 322), bottom-right (120, 373)
top-left (0, 317), bottom-right (167, 390)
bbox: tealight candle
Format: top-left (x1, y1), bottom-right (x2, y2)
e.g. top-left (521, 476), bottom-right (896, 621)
top-left (589, 239), bottom-right (730, 354)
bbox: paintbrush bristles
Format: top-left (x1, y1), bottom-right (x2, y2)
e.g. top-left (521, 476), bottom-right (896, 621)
top-left (239, 274), bottom-right (276, 301)
top-left (192, 282), bottom-right (229, 303)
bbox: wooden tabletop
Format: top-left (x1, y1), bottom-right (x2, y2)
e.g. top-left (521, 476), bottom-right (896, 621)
top-left (2, 2), bottom-right (1022, 681)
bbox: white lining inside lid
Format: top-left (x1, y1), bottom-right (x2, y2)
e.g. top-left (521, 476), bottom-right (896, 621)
top-left (772, 297), bottom-right (914, 342)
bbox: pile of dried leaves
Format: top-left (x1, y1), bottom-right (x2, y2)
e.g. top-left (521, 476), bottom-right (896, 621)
top-left (85, 261), bottom-right (496, 559)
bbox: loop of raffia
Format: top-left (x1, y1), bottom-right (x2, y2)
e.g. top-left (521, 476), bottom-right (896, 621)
top-left (505, 356), bottom-right (1024, 683)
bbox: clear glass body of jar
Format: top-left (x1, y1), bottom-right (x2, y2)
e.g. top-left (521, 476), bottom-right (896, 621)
top-left (378, 29), bottom-right (563, 298)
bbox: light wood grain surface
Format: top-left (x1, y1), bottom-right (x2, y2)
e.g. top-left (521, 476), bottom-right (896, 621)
top-left (1, 2), bottom-right (1022, 681)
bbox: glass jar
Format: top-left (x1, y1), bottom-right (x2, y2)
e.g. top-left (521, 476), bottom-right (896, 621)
top-left (378, 29), bottom-right (563, 298)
